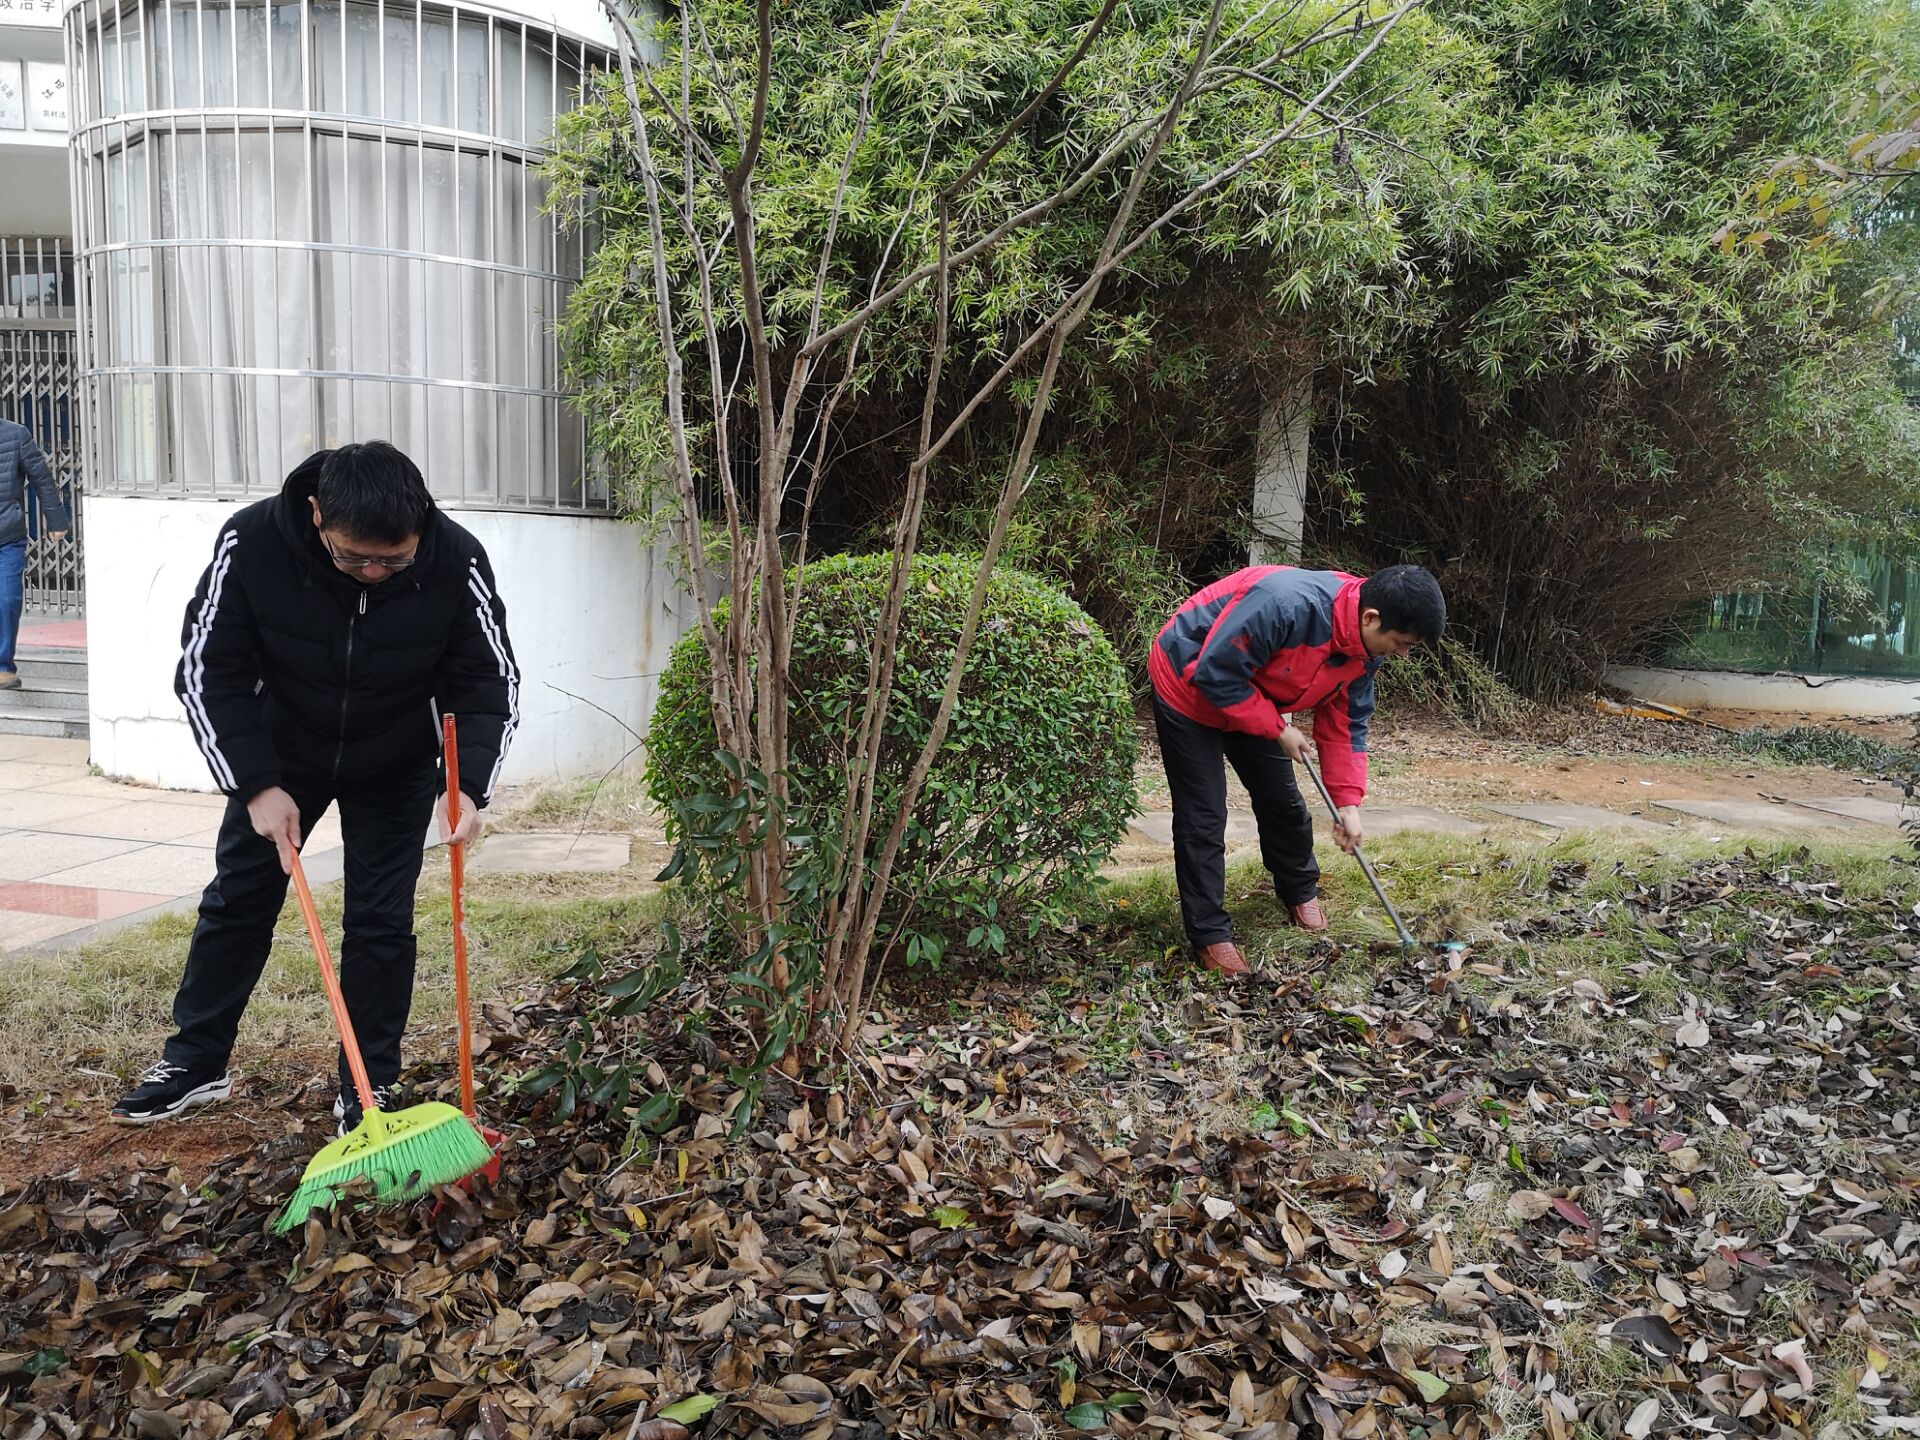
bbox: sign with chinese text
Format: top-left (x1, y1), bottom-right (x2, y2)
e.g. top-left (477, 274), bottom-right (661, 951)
top-left (0, 60), bottom-right (23, 130)
top-left (25, 58), bottom-right (63, 130)
top-left (0, 0), bottom-right (65, 30)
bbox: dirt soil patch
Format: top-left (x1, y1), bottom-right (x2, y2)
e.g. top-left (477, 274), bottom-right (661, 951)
top-left (0, 1046), bottom-right (341, 1192)
top-left (1135, 708), bottom-right (1914, 825)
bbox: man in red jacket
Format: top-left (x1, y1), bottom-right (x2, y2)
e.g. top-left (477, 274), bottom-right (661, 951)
top-left (1149, 563), bottom-right (1445, 976)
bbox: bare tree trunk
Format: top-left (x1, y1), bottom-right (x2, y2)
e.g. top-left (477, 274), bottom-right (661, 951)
top-left (1252, 363), bottom-right (1313, 566)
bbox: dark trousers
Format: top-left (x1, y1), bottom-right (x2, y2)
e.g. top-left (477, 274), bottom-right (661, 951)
top-left (164, 766), bottom-right (439, 1094)
top-left (1153, 693), bottom-right (1318, 946)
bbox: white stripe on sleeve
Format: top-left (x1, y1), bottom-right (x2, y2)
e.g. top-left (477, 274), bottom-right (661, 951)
top-left (181, 530), bottom-right (241, 792)
top-left (467, 560), bottom-right (519, 801)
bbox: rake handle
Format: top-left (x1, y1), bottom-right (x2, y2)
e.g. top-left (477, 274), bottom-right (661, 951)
top-left (1297, 753), bottom-right (1418, 949)
top-left (443, 714), bottom-right (477, 1121)
top-left (289, 850), bottom-right (382, 1120)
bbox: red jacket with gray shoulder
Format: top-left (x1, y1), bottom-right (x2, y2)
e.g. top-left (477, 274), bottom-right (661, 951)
top-left (1148, 566), bottom-right (1380, 806)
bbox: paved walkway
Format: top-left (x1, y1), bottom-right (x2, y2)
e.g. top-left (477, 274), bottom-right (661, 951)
top-left (1125, 786), bottom-right (1908, 851)
top-left (0, 733), bottom-right (347, 950)
top-left (0, 675), bottom-right (1907, 955)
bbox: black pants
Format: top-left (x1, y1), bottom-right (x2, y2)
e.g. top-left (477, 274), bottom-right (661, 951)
top-left (1154, 693), bottom-right (1318, 946)
top-left (163, 766), bottom-right (439, 1094)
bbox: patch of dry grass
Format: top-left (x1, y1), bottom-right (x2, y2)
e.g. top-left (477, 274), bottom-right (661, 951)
top-left (0, 801), bottom-right (678, 1100)
top-left (489, 768), bottom-right (656, 834)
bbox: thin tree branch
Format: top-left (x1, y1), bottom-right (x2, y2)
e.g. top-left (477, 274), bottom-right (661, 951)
top-left (600, 0), bottom-right (738, 756)
top-left (807, 0), bottom-right (915, 343)
top-left (938, 0), bottom-right (1126, 204)
top-left (840, 0), bottom-right (1243, 1040)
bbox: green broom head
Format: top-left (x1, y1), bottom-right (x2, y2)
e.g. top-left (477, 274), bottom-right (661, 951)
top-left (273, 1100), bottom-right (496, 1233)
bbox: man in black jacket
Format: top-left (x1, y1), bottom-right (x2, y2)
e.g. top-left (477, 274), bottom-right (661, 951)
top-left (113, 442), bottom-right (520, 1130)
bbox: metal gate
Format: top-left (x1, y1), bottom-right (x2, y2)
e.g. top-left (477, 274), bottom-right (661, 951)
top-left (1, 238), bottom-right (83, 618)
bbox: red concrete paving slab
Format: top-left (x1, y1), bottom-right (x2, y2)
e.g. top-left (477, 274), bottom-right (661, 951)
top-left (0, 880), bottom-right (176, 920)
top-left (17, 619), bottom-right (87, 649)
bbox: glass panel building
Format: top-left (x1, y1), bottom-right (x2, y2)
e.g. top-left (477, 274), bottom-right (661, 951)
top-left (65, 0), bottom-right (603, 509)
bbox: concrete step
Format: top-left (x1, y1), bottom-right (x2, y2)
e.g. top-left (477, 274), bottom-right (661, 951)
top-left (0, 649), bottom-right (88, 738)
top-left (0, 681), bottom-right (86, 709)
top-left (11, 648), bottom-right (86, 686)
top-left (0, 703), bottom-right (88, 738)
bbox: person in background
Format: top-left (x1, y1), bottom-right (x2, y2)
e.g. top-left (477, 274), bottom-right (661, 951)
top-left (0, 418), bottom-right (70, 690)
top-left (1149, 563), bottom-right (1446, 976)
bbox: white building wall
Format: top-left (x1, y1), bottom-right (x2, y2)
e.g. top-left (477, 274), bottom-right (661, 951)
top-left (1607, 664), bottom-right (1920, 719)
top-left (85, 494), bottom-right (688, 793)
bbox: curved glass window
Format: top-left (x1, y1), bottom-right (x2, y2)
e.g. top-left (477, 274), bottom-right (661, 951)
top-left (68, 0), bottom-right (605, 510)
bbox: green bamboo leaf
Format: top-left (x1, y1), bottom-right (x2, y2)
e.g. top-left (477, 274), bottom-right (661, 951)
top-left (1407, 1369), bottom-right (1451, 1404)
top-left (658, 1394), bottom-right (720, 1422)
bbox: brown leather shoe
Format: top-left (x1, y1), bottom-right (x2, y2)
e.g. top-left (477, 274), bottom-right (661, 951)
top-left (1287, 899), bottom-right (1328, 932)
top-left (1195, 941), bottom-right (1250, 977)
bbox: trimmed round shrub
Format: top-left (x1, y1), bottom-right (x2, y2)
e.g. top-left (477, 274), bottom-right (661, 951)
top-left (647, 553), bottom-right (1137, 958)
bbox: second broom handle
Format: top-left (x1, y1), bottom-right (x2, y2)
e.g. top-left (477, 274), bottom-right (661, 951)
top-left (443, 715), bottom-right (477, 1119)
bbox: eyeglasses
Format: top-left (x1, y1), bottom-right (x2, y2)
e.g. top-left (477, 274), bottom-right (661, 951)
top-left (324, 538), bottom-right (417, 572)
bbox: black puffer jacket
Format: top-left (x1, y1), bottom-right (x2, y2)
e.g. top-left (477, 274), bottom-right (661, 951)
top-left (173, 452), bottom-right (519, 806)
top-left (0, 419), bottom-right (70, 549)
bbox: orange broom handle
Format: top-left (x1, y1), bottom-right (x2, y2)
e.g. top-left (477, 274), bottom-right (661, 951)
top-left (289, 850), bottom-right (379, 1116)
top-left (443, 714), bottom-right (477, 1119)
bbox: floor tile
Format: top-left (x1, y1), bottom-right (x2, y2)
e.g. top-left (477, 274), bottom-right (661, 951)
top-left (0, 735), bottom-right (90, 764)
top-left (0, 910), bottom-right (95, 947)
top-left (1364, 805), bottom-right (1487, 837)
top-left (1788, 794), bottom-right (1908, 830)
top-left (1651, 797), bottom-right (1875, 831)
top-left (37, 776), bottom-right (228, 810)
top-left (468, 831), bottom-right (632, 875)
top-left (1487, 804), bottom-right (1671, 832)
top-left (39, 845), bottom-right (220, 895)
top-left (164, 823), bottom-right (228, 850)
top-left (1127, 811), bottom-right (1255, 849)
top-left (0, 880), bottom-right (176, 920)
top-left (0, 831), bottom-right (150, 882)
top-left (42, 801), bottom-right (240, 844)
top-left (136, 788), bottom-right (230, 809)
top-left (0, 760), bottom-right (85, 789)
top-left (0, 790), bottom-right (123, 829)
top-left (36, 775), bottom-right (147, 801)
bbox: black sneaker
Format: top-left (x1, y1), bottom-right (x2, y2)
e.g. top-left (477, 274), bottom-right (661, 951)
top-left (333, 1085), bottom-right (395, 1138)
top-left (112, 1059), bottom-right (232, 1124)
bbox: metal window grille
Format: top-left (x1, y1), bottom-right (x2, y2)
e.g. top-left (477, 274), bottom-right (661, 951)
top-left (65, 0), bottom-right (608, 512)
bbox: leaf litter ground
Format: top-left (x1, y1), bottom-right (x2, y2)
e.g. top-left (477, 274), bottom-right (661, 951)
top-left (2, 851), bottom-right (1917, 1440)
